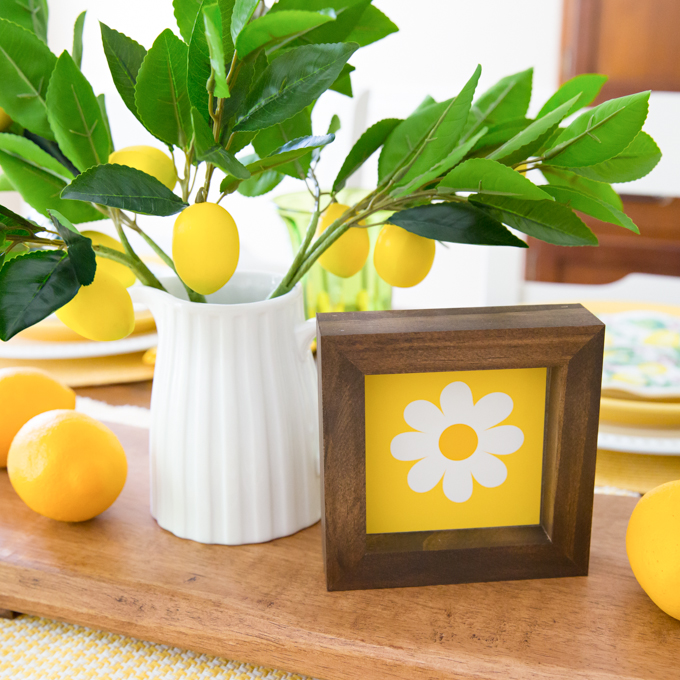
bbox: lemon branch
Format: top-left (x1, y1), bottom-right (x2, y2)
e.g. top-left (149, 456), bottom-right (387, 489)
top-left (124, 217), bottom-right (206, 303)
top-left (109, 208), bottom-right (165, 291)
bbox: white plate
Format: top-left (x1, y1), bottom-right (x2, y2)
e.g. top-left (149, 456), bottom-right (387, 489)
top-left (598, 422), bottom-right (680, 456)
top-left (0, 332), bottom-right (158, 360)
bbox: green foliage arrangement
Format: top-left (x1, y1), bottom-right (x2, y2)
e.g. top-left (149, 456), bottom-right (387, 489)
top-left (0, 0), bottom-right (662, 341)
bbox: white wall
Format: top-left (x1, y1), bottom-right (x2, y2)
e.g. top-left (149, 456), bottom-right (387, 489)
top-left (37, 1), bottom-right (680, 308)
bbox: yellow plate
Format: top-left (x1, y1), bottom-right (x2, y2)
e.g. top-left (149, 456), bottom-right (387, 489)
top-left (16, 309), bottom-right (156, 342)
top-left (0, 352), bottom-right (154, 387)
top-left (600, 396), bottom-right (680, 427)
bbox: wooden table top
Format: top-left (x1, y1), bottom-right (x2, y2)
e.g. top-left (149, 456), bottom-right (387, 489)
top-left (1, 385), bottom-right (679, 680)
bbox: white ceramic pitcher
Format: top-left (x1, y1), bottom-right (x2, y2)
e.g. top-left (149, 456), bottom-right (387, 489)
top-left (130, 272), bottom-right (320, 545)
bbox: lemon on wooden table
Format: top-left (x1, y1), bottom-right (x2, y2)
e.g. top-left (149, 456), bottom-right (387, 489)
top-left (0, 107), bottom-right (12, 132)
top-left (56, 268), bottom-right (135, 341)
top-left (173, 202), bottom-right (240, 295)
top-left (108, 145), bottom-right (177, 190)
top-left (8, 410), bottom-right (127, 522)
top-left (373, 224), bottom-right (435, 287)
top-left (0, 368), bottom-right (75, 468)
top-left (317, 202), bottom-right (369, 278)
top-left (81, 230), bottom-right (136, 288)
top-left (626, 480), bottom-right (680, 620)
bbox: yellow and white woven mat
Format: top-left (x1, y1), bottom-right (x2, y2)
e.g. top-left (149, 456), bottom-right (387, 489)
top-left (0, 615), bottom-right (314, 680)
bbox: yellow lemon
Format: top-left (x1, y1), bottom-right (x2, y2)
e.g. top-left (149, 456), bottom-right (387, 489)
top-left (317, 203), bottom-right (369, 278)
top-left (81, 230), bottom-right (136, 288)
top-left (56, 269), bottom-right (135, 341)
top-left (626, 480), bottom-right (680, 620)
top-left (0, 107), bottom-right (12, 132)
top-left (0, 368), bottom-right (75, 468)
top-left (8, 410), bottom-right (127, 522)
top-left (374, 224), bottom-right (435, 287)
top-left (173, 202), bottom-right (239, 295)
top-left (109, 145), bottom-right (177, 190)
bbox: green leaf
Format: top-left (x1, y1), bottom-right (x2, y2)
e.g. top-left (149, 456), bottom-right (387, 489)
top-left (333, 117), bottom-right (401, 193)
top-left (220, 133), bottom-right (333, 192)
top-left (544, 91), bottom-right (650, 168)
top-left (236, 10), bottom-right (336, 58)
top-left (173, 0), bottom-right (203, 43)
top-left (203, 3), bottom-right (230, 98)
top-left (253, 107), bottom-right (312, 178)
top-left (231, 0), bottom-right (260, 43)
top-left (46, 51), bottom-right (110, 171)
top-left (97, 94), bottom-right (114, 155)
top-left (72, 11), bottom-right (86, 69)
top-left (329, 62), bottom-right (354, 97)
top-left (541, 185), bottom-right (638, 233)
top-left (438, 158), bottom-right (553, 201)
top-left (541, 166), bottom-right (622, 210)
top-left (237, 168), bottom-right (283, 196)
top-left (0, 143), bottom-right (103, 224)
top-left (269, 0), bottom-right (370, 46)
top-left (327, 114), bottom-right (341, 135)
top-left (0, 250), bottom-right (80, 341)
top-left (345, 4), bottom-right (398, 47)
top-left (47, 209), bottom-right (97, 285)
top-left (0, 133), bottom-right (74, 180)
top-left (100, 23), bottom-right (147, 124)
top-left (135, 30), bottom-right (193, 149)
top-left (396, 65), bottom-right (482, 188)
top-left (378, 101), bottom-right (447, 182)
top-left (537, 73), bottom-right (607, 119)
top-left (470, 118), bottom-right (531, 154)
top-left (0, 0), bottom-right (48, 43)
top-left (62, 164), bottom-right (189, 216)
top-left (0, 18), bottom-right (57, 139)
top-left (187, 0), bottom-right (236, 127)
top-left (234, 42), bottom-right (358, 131)
top-left (0, 174), bottom-right (14, 191)
top-left (191, 108), bottom-right (250, 178)
top-left (389, 202), bottom-right (527, 248)
top-left (471, 194), bottom-right (597, 246)
top-left (561, 131), bottom-right (662, 184)
top-left (486, 96), bottom-right (579, 165)
top-left (0, 203), bottom-right (42, 234)
top-left (391, 128), bottom-right (487, 200)
top-left (462, 68), bottom-right (533, 143)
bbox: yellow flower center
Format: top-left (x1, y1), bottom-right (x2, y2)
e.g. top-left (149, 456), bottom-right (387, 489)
top-left (438, 423), bottom-right (478, 461)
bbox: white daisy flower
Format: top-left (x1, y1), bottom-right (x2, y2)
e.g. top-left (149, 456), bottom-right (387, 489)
top-left (390, 381), bottom-right (524, 503)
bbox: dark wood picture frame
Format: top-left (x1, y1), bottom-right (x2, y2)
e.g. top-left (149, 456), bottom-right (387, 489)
top-left (317, 304), bottom-right (605, 591)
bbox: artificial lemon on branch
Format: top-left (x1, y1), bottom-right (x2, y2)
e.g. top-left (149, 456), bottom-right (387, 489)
top-left (0, 0), bottom-right (660, 337)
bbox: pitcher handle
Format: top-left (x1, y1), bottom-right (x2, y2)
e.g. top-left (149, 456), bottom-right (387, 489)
top-left (295, 317), bottom-right (317, 361)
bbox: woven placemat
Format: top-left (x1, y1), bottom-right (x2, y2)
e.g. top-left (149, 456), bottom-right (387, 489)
top-left (0, 615), bottom-right (315, 680)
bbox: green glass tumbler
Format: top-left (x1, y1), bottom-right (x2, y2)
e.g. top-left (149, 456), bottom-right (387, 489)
top-left (274, 190), bottom-right (392, 319)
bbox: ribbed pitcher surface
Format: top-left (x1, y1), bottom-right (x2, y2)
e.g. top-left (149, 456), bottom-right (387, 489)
top-left (131, 272), bottom-right (319, 544)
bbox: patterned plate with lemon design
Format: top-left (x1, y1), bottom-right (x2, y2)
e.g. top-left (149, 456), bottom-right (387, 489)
top-left (598, 309), bottom-right (680, 399)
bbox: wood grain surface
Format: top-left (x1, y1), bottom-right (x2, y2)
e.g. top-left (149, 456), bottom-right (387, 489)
top-left (1, 423), bottom-right (679, 680)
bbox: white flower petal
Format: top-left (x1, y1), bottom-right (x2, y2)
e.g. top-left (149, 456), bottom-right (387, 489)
top-left (439, 381), bottom-right (474, 422)
top-left (407, 455), bottom-right (447, 493)
top-left (391, 432), bottom-right (437, 461)
top-left (469, 392), bottom-right (514, 430)
top-left (469, 451), bottom-right (507, 488)
top-left (442, 465), bottom-right (473, 503)
top-left (479, 425), bottom-right (524, 455)
top-left (403, 400), bottom-right (446, 433)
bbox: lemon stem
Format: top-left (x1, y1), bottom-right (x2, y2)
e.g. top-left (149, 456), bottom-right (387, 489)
top-left (109, 209), bottom-right (166, 291)
top-left (93, 245), bottom-right (165, 291)
top-left (126, 221), bottom-right (206, 303)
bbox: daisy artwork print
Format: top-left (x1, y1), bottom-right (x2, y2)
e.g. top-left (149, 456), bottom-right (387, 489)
top-left (365, 368), bottom-right (547, 534)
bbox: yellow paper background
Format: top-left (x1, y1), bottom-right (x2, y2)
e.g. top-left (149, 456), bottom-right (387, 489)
top-left (365, 368), bottom-right (547, 534)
